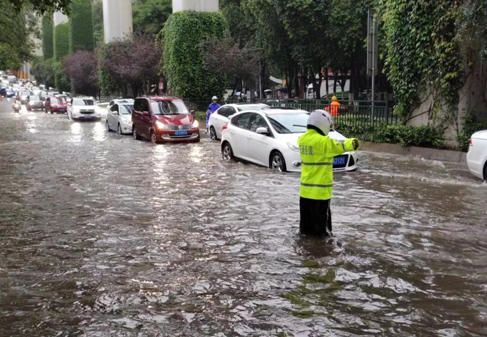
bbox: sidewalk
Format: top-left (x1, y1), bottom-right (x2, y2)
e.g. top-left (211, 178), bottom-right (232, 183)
top-left (361, 141), bottom-right (467, 164)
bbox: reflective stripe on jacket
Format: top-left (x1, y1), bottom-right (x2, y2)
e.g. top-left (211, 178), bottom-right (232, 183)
top-left (298, 129), bottom-right (358, 200)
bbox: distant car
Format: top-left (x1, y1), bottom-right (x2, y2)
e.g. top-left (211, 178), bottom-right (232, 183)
top-left (68, 97), bottom-right (101, 120)
top-left (45, 95), bottom-right (68, 114)
top-left (4, 88), bottom-right (15, 97)
top-left (106, 99), bottom-right (134, 135)
top-left (26, 95), bottom-right (43, 111)
top-left (467, 130), bottom-right (487, 181)
top-left (132, 96), bottom-right (199, 143)
top-left (209, 103), bottom-right (270, 141)
top-left (19, 92), bottom-right (31, 105)
top-left (221, 109), bottom-right (358, 173)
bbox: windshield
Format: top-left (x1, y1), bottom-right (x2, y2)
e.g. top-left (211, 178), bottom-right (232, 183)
top-left (120, 105), bottom-right (133, 115)
top-left (73, 99), bottom-right (94, 106)
top-left (29, 96), bottom-right (40, 101)
top-left (237, 105), bottom-right (270, 111)
top-left (267, 113), bottom-right (309, 134)
top-left (151, 101), bottom-right (189, 115)
top-left (52, 97), bottom-right (66, 104)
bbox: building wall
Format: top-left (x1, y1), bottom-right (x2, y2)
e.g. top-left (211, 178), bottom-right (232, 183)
top-left (53, 12), bottom-right (69, 26)
top-left (172, 0), bottom-right (219, 13)
top-left (103, 0), bottom-right (133, 42)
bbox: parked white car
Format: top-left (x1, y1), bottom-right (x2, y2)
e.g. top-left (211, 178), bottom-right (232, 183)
top-left (467, 130), bottom-right (487, 181)
top-left (209, 103), bottom-right (270, 141)
top-left (68, 97), bottom-right (101, 120)
top-left (106, 99), bottom-right (134, 135)
top-left (221, 109), bottom-right (358, 173)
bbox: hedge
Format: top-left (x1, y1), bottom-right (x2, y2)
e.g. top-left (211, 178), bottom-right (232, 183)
top-left (41, 15), bottom-right (54, 60)
top-left (160, 11), bottom-right (227, 101)
top-left (54, 22), bottom-right (71, 92)
top-left (54, 22), bottom-right (70, 60)
top-left (70, 0), bottom-right (94, 53)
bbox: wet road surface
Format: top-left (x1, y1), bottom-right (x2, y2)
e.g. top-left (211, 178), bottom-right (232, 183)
top-left (1, 100), bottom-right (487, 336)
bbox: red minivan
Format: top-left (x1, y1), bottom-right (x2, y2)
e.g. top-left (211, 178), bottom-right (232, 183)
top-left (45, 95), bottom-right (68, 114)
top-left (132, 96), bottom-right (200, 143)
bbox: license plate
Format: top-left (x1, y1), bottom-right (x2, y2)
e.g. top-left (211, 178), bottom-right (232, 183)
top-left (84, 116), bottom-right (92, 119)
top-left (334, 156), bottom-right (347, 165)
top-left (175, 130), bottom-right (188, 136)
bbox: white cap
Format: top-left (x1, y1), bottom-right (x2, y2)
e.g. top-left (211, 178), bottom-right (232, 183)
top-left (212, 96), bottom-right (218, 100)
top-left (308, 109), bottom-right (333, 136)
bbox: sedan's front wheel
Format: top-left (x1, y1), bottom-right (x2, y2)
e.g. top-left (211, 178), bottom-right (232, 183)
top-left (270, 151), bottom-right (286, 172)
top-left (106, 121), bottom-right (111, 132)
top-left (222, 142), bottom-right (234, 161)
top-left (117, 124), bottom-right (123, 135)
top-left (150, 131), bottom-right (159, 144)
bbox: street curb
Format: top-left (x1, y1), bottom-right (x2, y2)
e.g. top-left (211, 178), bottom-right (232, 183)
top-left (361, 141), bottom-right (467, 163)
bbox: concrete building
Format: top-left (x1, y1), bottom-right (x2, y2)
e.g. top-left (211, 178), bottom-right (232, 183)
top-left (172, 0), bottom-right (219, 13)
top-left (53, 12), bottom-right (69, 26)
top-left (103, 0), bottom-right (133, 42)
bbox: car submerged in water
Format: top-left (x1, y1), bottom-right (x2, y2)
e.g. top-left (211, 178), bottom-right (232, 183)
top-left (220, 108), bottom-right (358, 173)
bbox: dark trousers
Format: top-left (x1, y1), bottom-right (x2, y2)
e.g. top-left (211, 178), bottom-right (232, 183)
top-left (300, 197), bottom-right (332, 236)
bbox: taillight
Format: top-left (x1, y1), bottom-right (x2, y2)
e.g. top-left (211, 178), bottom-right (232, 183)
top-left (469, 139), bottom-right (473, 147)
top-left (222, 123), bottom-right (228, 132)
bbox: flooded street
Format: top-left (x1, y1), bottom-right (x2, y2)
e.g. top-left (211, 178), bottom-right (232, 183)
top-left (1, 101), bottom-right (487, 337)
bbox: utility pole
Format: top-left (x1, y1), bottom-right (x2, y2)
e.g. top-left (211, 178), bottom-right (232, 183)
top-left (367, 9), bottom-right (378, 128)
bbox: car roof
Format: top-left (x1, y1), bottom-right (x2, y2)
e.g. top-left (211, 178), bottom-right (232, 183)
top-left (264, 108), bottom-right (309, 115)
top-left (136, 96), bottom-right (182, 102)
top-left (224, 103), bottom-right (269, 108)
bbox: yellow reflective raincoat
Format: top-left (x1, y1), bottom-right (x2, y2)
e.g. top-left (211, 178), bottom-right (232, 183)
top-left (298, 129), bottom-right (359, 201)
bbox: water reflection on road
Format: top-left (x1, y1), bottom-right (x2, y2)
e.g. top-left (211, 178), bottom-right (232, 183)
top-left (1, 107), bottom-right (487, 336)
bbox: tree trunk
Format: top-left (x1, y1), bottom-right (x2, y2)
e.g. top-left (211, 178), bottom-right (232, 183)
top-left (325, 68), bottom-right (329, 100)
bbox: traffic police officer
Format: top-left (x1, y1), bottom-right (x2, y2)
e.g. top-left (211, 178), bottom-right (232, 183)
top-left (298, 110), bottom-right (360, 236)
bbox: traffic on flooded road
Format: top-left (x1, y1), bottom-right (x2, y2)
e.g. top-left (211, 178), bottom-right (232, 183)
top-left (1, 102), bottom-right (487, 336)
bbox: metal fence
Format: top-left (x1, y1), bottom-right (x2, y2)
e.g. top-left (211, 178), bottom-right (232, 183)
top-left (184, 98), bottom-right (401, 129)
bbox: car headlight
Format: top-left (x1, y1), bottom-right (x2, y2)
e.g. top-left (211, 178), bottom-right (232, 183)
top-left (28, 102), bottom-right (33, 105)
top-left (192, 120), bottom-right (199, 128)
top-left (155, 120), bottom-right (168, 130)
top-left (123, 118), bottom-right (132, 125)
top-left (287, 142), bottom-right (300, 152)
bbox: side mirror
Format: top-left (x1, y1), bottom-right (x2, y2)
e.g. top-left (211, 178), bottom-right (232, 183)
top-left (142, 111), bottom-right (149, 116)
top-left (190, 109), bottom-right (195, 116)
top-left (256, 127), bottom-right (269, 135)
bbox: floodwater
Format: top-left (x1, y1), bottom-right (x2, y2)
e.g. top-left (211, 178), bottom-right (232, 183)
top-left (1, 102), bottom-right (487, 337)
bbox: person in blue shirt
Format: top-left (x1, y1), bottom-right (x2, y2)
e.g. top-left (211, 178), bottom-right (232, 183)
top-left (206, 96), bottom-right (221, 133)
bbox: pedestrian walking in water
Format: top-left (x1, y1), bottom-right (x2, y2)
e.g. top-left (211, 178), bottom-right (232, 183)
top-left (206, 96), bottom-right (221, 133)
top-left (298, 110), bottom-right (360, 236)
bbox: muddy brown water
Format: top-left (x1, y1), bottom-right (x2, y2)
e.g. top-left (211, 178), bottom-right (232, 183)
top-left (1, 103), bottom-right (487, 336)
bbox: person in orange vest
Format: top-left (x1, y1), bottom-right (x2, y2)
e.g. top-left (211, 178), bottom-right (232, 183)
top-left (326, 96), bottom-right (341, 116)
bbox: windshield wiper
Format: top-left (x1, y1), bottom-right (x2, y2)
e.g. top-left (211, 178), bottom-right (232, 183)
top-left (293, 124), bottom-right (307, 127)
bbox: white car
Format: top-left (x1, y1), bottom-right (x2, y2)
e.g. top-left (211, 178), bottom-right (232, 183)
top-left (209, 103), bottom-right (270, 141)
top-left (106, 99), bottom-right (134, 135)
top-left (221, 109), bottom-right (358, 173)
top-left (68, 97), bottom-right (101, 120)
top-left (467, 130), bottom-right (487, 181)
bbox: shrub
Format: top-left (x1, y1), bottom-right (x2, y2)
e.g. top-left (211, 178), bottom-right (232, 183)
top-left (458, 115), bottom-right (487, 152)
top-left (63, 50), bottom-right (98, 96)
top-left (69, 0), bottom-right (94, 53)
top-left (160, 11), bottom-right (227, 100)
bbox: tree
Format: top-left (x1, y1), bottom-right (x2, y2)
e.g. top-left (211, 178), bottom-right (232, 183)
top-left (133, 0), bottom-right (172, 37)
top-left (54, 22), bottom-right (71, 92)
top-left (99, 34), bottom-right (162, 97)
top-left (30, 56), bottom-right (56, 88)
top-left (160, 11), bottom-right (227, 100)
top-left (201, 35), bottom-right (262, 95)
top-left (42, 15), bottom-right (54, 60)
top-left (63, 50), bottom-right (98, 96)
top-left (5, 0), bottom-right (72, 14)
top-left (69, 0), bottom-right (94, 53)
top-left (0, 3), bottom-right (35, 70)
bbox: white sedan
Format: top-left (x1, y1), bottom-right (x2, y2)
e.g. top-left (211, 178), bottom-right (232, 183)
top-left (220, 109), bottom-right (358, 173)
top-left (106, 100), bottom-right (134, 135)
top-left (467, 130), bottom-right (487, 181)
top-left (209, 103), bottom-right (270, 141)
top-left (68, 97), bottom-right (101, 120)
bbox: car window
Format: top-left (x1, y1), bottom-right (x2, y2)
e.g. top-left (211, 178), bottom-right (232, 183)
top-left (53, 97), bottom-right (66, 103)
top-left (29, 95), bottom-right (40, 101)
top-left (140, 99), bottom-right (149, 112)
top-left (151, 100), bottom-right (189, 115)
top-left (73, 99), bottom-right (94, 106)
top-left (231, 113), bottom-right (253, 130)
top-left (249, 114), bottom-right (269, 132)
top-left (134, 99), bottom-right (141, 111)
top-left (120, 105), bottom-right (133, 115)
top-left (110, 104), bottom-right (119, 112)
top-left (225, 107), bottom-right (237, 117)
top-left (217, 107), bottom-right (229, 117)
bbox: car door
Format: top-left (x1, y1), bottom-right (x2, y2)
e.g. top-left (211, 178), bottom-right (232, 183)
top-left (108, 104), bottom-right (118, 129)
top-left (247, 113), bottom-right (274, 166)
top-left (45, 97), bottom-right (51, 111)
top-left (212, 107), bottom-right (229, 138)
top-left (133, 99), bottom-right (151, 138)
top-left (229, 113), bottom-right (253, 161)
